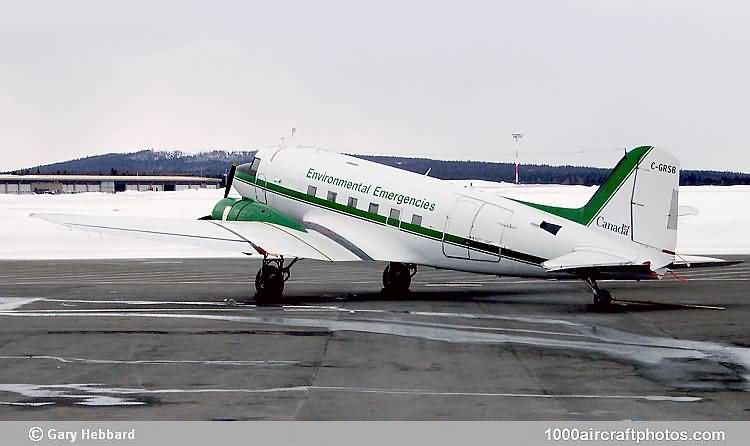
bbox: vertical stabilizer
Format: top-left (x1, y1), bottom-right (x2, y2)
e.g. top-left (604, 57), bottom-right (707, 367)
top-left (510, 146), bottom-right (680, 253)
top-left (627, 148), bottom-right (679, 252)
top-left (582, 146), bottom-right (679, 253)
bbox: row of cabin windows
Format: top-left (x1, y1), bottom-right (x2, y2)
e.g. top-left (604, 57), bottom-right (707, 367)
top-left (307, 184), bottom-right (423, 226)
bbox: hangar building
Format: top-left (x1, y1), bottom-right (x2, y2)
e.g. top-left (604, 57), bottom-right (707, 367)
top-left (0, 174), bottom-right (221, 194)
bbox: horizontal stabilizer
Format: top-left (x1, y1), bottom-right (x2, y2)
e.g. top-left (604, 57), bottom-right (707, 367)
top-left (543, 248), bottom-right (635, 272)
top-left (678, 205), bottom-right (699, 217)
top-left (669, 254), bottom-right (743, 269)
top-left (542, 246), bottom-right (676, 280)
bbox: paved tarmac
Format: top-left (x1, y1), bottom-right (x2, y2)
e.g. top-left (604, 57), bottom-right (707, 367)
top-left (0, 257), bottom-right (748, 420)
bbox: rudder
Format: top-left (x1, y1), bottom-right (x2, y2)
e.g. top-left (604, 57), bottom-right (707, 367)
top-left (629, 147), bottom-right (679, 252)
top-left (587, 146), bottom-right (679, 253)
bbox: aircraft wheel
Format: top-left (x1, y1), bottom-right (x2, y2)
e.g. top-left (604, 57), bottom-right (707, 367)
top-left (255, 265), bottom-right (284, 304)
top-left (593, 289), bottom-right (612, 306)
top-left (382, 262), bottom-right (411, 296)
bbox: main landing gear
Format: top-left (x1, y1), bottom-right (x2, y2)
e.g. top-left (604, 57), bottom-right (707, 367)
top-left (254, 256), bottom-right (299, 304)
top-left (382, 262), bottom-right (417, 296)
top-left (584, 277), bottom-right (613, 307)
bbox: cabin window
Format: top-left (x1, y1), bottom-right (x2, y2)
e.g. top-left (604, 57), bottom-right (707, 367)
top-left (411, 214), bottom-right (423, 226)
top-left (307, 185), bottom-right (317, 197)
top-left (327, 191), bottom-right (338, 202)
top-left (347, 197), bottom-right (358, 208)
top-left (368, 203), bottom-right (379, 215)
top-left (389, 208), bottom-right (400, 221)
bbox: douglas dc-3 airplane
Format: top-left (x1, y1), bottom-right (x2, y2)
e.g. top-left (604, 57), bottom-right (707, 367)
top-left (36, 145), bottom-right (737, 306)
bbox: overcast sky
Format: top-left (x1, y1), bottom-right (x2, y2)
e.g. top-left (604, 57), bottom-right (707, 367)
top-left (1, 0), bottom-right (749, 172)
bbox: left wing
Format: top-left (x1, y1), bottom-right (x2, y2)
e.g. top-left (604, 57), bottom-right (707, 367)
top-left (32, 213), bottom-right (362, 261)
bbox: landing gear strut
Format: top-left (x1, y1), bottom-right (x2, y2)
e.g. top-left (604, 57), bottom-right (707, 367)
top-left (382, 262), bottom-right (417, 296)
top-left (254, 256), bottom-right (299, 304)
top-left (584, 277), bottom-right (612, 307)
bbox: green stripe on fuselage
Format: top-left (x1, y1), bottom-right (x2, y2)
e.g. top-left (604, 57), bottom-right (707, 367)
top-left (507, 146), bottom-right (652, 225)
top-left (234, 171), bottom-right (545, 265)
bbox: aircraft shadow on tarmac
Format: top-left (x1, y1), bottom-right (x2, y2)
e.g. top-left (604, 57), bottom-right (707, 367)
top-left (254, 289), bottom-right (723, 314)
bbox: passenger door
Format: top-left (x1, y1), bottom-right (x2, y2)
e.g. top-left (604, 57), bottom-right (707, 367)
top-left (442, 197), bottom-right (481, 259)
top-left (469, 204), bottom-right (513, 262)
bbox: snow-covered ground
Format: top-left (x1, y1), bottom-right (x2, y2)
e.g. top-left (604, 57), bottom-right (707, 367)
top-left (0, 185), bottom-right (748, 259)
top-left (0, 190), bottom-right (233, 259)
top-left (457, 182), bottom-right (750, 255)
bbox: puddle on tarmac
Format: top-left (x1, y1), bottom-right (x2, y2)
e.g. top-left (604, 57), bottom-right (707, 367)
top-left (1, 300), bottom-right (749, 393)
top-left (0, 384), bottom-right (149, 406)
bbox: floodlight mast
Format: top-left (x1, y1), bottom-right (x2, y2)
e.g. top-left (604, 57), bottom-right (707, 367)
top-left (280, 128), bottom-right (296, 149)
top-left (512, 133), bottom-right (523, 184)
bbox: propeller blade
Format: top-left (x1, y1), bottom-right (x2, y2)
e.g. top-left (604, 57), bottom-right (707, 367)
top-left (224, 163), bottom-right (237, 198)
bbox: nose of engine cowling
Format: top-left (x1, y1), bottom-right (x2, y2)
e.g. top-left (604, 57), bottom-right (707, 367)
top-left (236, 161), bottom-right (252, 176)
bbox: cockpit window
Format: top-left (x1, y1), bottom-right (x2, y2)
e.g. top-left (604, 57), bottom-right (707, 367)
top-left (249, 158), bottom-right (260, 176)
top-left (237, 157), bottom-right (261, 178)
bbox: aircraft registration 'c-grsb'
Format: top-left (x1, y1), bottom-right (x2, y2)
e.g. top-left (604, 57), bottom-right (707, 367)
top-left (34, 145), bottom-right (739, 306)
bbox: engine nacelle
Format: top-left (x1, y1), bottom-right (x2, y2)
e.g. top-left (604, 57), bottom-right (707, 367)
top-left (210, 198), bottom-right (305, 231)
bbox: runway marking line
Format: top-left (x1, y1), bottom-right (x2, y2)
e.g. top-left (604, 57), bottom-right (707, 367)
top-left (613, 299), bottom-right (725, 310)
top-left (422, 283), bottom-right (484, 288)
top-left (0, 383), bottom-right (702, 404)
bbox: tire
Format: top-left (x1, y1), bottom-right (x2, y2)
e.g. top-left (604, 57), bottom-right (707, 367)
top-left (255, 265), bottom-right (284, 304)
top-left (382, 262), bottom-right (411, 295)
top-left (593, 289), bottom-right (612, 306)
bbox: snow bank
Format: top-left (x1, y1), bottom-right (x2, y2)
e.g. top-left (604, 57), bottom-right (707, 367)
top-left (453, 182), bottom-right (750, 255)
top-left (0, 185), bottom-right (748, 260)
top-left (0, 190), bottom-right (241, 259)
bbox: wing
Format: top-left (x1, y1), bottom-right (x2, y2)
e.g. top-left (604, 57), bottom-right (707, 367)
top-left (32, 213), bottom-right (361, 261)
top-left (295, 213), bottom-right (427, 264)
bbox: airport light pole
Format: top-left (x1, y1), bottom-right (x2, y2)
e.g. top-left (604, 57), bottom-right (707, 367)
top-left (512, 133), bottom-right (523, 184)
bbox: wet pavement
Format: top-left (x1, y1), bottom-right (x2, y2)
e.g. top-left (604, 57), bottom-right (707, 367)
top-left (0, 257), bottom-right (748, 419)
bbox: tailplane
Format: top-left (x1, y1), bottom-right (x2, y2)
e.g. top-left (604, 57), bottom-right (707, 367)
top-left (513, 146), bottom-right (680, 253)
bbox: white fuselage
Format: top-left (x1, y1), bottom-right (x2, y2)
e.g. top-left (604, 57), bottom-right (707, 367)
top-left (233, 147), bottom-right (647, 278)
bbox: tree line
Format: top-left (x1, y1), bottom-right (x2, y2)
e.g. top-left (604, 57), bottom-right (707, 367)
top-left (7, 150), bottom-right (750, 186)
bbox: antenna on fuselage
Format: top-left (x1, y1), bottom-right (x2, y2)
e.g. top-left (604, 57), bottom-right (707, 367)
top-left (280, 128), bottom-right (296, 150)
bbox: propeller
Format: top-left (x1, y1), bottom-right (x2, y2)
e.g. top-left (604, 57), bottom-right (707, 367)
top-left (224, 163), bottom-right (237, 198)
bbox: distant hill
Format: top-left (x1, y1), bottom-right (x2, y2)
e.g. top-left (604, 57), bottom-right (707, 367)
top-left (8, 149), bottom-right (750, 186)
top-left (10, 150), bottom-right (257, 178)
top-left (354, 155), bottom-right (750, 186)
